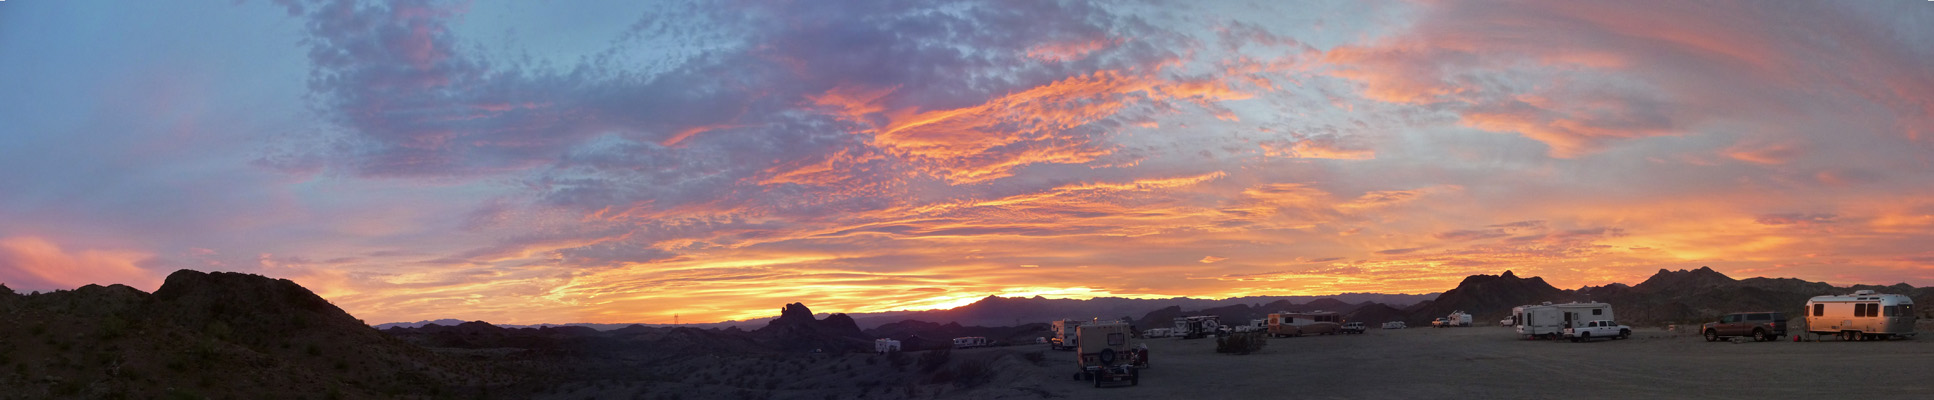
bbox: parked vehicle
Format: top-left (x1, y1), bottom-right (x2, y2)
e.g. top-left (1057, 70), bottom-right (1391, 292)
top-left (1340, 321), bottom-right (1367, 334)
top-left (1430, 318), bottom-right (1450, 328)
top-left (1072, 321), bottom-right (1143, 387)
top-left (1700, 312), bottom-right (1787, 342)
top-left (1381, 321), bottom-right (1406, 329)
top-left (1173, 316), bottom-right (1220, 339)
top-left (1268, 311), bottom-right (1344, 336)
top-left (1446, 311), bottom-right (1473, 327)
top-left (874, 338), bottom-right (901, 353)
top-left (1143, 328), bottom-right (1171, 338)
top-left (952, 336), bottom-right (989, 349)
top-left (1511, 302), bottom-right (1614, 340)
top-left (1805, 290), bottom-right (1918, 341)
top-left (1563, 320), bottom-right (1631, 342)
top-left (1051, 319), bottom-right (1083, 350)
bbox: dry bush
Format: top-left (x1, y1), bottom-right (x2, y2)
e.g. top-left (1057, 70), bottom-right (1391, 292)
top-left (1215, 332), bottom-right (1268, 355)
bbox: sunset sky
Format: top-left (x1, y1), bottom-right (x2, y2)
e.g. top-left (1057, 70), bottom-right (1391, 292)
top-left (3, 0), bottom-right (1933, 325)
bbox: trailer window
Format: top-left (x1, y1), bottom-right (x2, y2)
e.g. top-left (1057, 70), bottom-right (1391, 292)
top-left (1885, 306), bottom-right (1899, 317)
top-left (1592, 309), bottom-right (1603, 316)
top-left (1813, 303), bottom-right (1824, 317)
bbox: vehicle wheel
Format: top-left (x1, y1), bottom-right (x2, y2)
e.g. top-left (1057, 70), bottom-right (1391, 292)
top-left (1099, 348), bottom-right (1116, 364)
top-left (1705, 330), bottom-right (1718, 342)
top-left (1619, 329), bottom-right (1631, 339)
top-left (1753, 330), bottom-right (1768, 342)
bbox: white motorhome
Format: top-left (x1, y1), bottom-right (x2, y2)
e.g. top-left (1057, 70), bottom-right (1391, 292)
top-left (1269, 311), bottom-right (1345, 336)
top-left (874, 338), bottom-right (901, 353)
top-left (952, 336), bottom-right (990, 349)
top-left (1143, 328), bottom-right (1170, 338)
top-left (1511, 302), bottom-right (1614, 339)
top-left (1446, 311), bottom-right (1473, 327)
top-left (1805, 290), bottom-right (1918, 341)
top-left (1051, 319), bottom-right (1083, 350)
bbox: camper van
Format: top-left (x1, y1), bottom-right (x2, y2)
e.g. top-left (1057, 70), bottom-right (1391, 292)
top-left (874, 338), bottom-right (901, 353)
top-left (952, 336), bottom-right (990, 349)
top-left (1511, 302), bottom-right (1614, 339)
top-left (1173, 316), bottom-right (1221, 339)
top-left (1050, 319), bottom-right (1083, 350)
top-left (1805, 290), bottom-right (1918, 341)
top-left (1268, 311), bottom-right (1345, 336)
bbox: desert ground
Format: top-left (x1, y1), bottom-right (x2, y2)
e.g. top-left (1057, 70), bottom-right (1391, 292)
top-left (946, 324), bottom-right (1934, 400)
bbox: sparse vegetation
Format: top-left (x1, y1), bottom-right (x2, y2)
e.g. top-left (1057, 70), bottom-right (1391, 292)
top-left (917, 348), bottom-right (951, 372)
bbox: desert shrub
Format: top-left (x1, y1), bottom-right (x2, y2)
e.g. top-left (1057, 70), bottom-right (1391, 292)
top-left (1215, 332), bottom-right (1267, 355)
top-left (1021, 351), bottom-right (1045, 364)
top-left (948, 358), bottom-right (993, 388)
top-left (99, 315), bottom-right (129, 340)
top-left (886, 351), bottom-right (911, 370)
top-left (917, 348), bottom-right (951, 372)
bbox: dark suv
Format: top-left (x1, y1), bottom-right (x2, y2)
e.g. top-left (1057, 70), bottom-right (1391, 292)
top-left (1701, 312), bottom-right (1786, 342)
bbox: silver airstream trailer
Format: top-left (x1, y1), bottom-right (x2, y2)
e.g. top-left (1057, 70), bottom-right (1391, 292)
top-left (1805, 290), bottom-right (1917, 341)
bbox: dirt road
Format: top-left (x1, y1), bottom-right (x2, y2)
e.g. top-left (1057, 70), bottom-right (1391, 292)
top-left (963, 326), bottom-right (1934, 399)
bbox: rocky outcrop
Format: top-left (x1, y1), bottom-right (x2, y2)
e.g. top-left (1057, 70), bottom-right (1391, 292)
top-left (753, 303), bottom-right (870, 352)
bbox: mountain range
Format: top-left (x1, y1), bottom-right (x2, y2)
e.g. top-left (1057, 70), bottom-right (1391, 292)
top-left (6, 266), bottom-right (1932, 398)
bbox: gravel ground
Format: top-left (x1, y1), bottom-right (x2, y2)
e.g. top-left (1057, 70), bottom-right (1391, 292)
top-left (970, 325), bottom-right (1934, 399)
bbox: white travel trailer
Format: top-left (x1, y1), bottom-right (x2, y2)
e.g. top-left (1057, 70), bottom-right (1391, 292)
top-left (1142, 328), bottom-right (1170, 338)
top-left (955, 336), bottom-right (990, 347)
top-left (874, 338), bottom-right (901, 353)
top-left (1511, 302), bottom-right (1614, 339)
top-left (1173, 315), bottom-right (1221, 339)
top-left (1805, 290), bottom-right (1918, 341)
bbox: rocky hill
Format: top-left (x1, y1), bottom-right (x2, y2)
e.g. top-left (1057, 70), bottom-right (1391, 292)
top-left (1403, 270), bottom-right (1573, 325)
top-left (0, 270), bottom-right (487, 398)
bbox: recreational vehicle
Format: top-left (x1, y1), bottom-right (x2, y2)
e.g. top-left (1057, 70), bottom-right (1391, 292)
top-left (952, 336), bottom-right (989, 349)
top-left (1511, 302), bottom-right (1614, 339)
top-left (874, 338), bottom-right (901, 353)
top-left (1268, 311), bottom-right (1345, 336)
top-left (1072, 321), bottom-right (1144, 387)
top-left (1173, 315), bottom-right (1220, 339)
top-left (1050, 319), bottom-right (1083, 350)
top-left (1805, 290), bottom-right (1918, 341)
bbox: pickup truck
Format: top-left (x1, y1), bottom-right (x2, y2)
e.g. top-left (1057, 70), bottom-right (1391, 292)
top-left (1701, 312), bottom-right (1786, 342)
top-left (1563, 320), bottom-right (1631, 342)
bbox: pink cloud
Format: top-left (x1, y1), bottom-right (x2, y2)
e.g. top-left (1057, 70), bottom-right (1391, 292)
top-left (1321, 1), bottom-right (1934, 157)
top-left (0, 236), bottom-right (162, 292)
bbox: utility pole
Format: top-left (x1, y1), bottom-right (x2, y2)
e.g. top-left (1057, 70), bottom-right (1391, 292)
top-left (674, 314), bottom-right (679, 325)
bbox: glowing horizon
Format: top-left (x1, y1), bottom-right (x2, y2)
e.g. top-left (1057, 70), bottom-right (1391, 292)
top-left (3, 1), bottom-right (1933, 326)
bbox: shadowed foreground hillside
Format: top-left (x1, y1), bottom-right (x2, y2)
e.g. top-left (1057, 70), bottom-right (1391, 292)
top-left (0, 270), bottom-right (495, 399)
